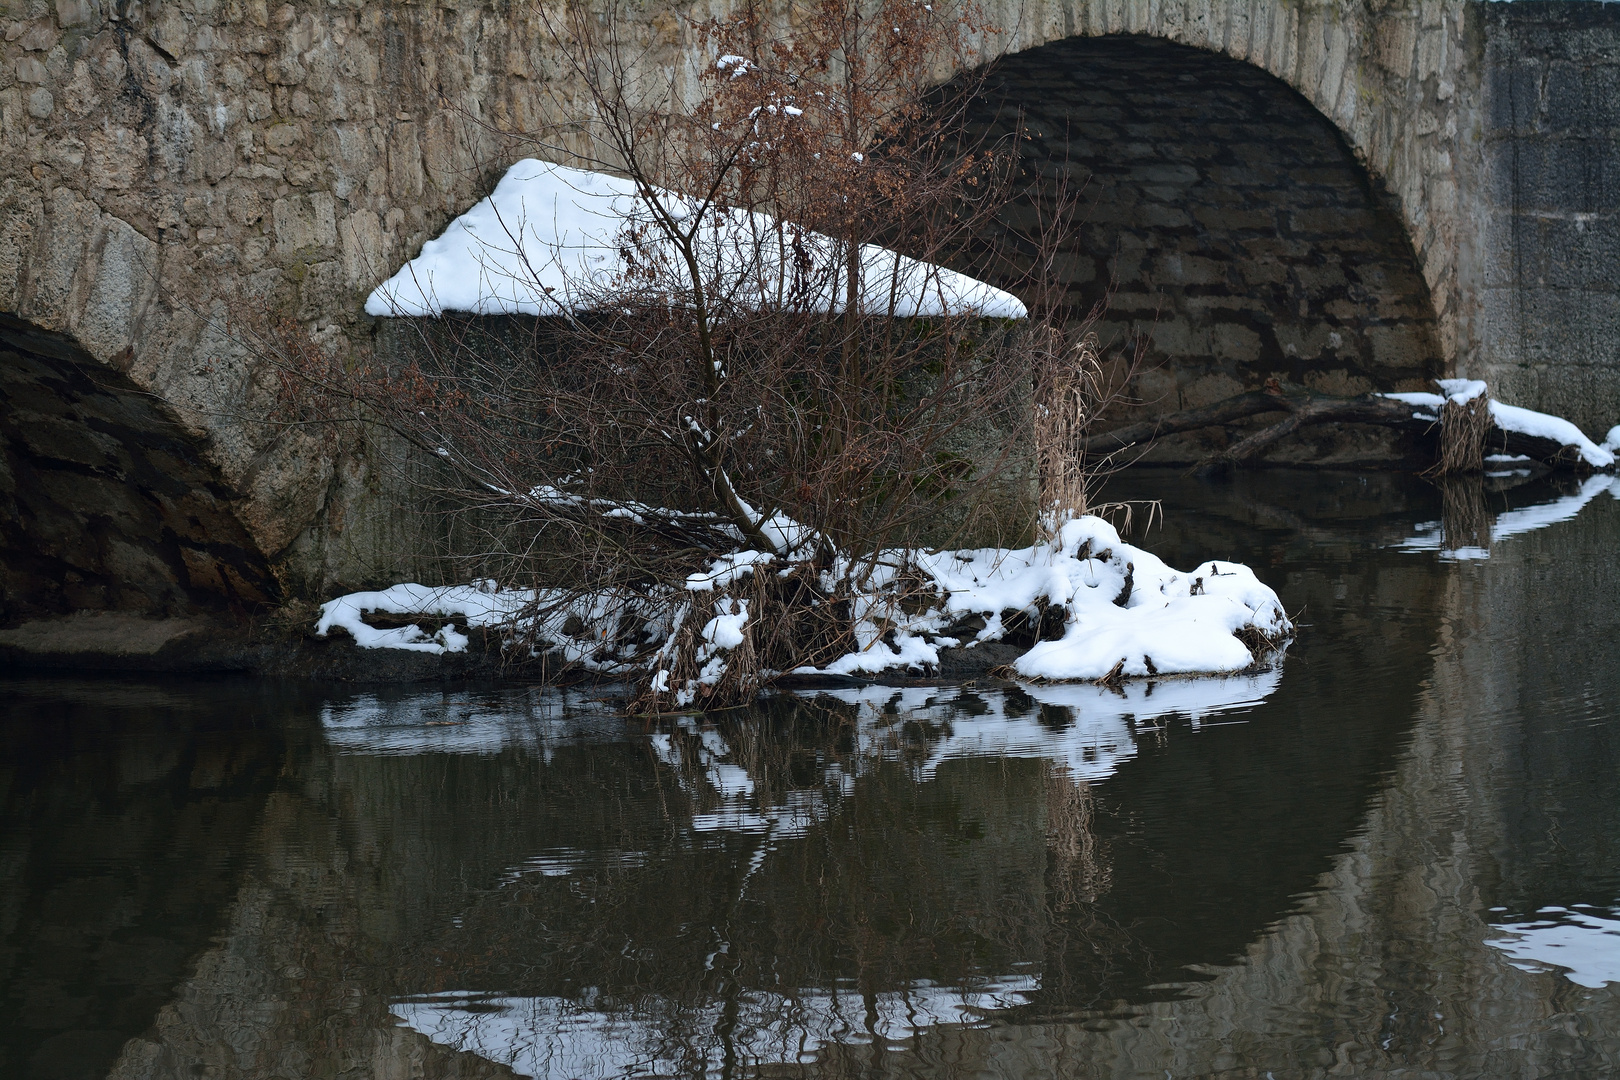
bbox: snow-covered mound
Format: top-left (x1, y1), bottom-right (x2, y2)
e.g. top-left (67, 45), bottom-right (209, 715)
top-left (805, 516), bottom-right (1289, 682)
top-left (365, 159), bottom-right (1027, 320)
top-left (316, 516), bottom-right (1290, 687)
top-left (1382, 379), bottom-right (1616, 469)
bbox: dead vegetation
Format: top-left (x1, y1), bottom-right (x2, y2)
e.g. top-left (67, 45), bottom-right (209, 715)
top-left (249, 0), bottom-right (1140, 703)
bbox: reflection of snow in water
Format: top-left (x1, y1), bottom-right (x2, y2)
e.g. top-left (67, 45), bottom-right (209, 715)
top-left (1397, 475), bottom-right (1619, 561)
top-left (1488, 906), bottom-right (1620, 988)
top-left (392, 975), bottom-right (1039, 1079)
top-left (320, 687), bottom-right (623, 756)
top-left (819, 672), bottom-right (1281, 783)
top-left (356, 676), bottom-right (1278, 1075)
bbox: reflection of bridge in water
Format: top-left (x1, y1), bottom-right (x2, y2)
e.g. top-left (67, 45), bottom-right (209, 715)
top-left (3, 478), bottom-right (1607, 1079)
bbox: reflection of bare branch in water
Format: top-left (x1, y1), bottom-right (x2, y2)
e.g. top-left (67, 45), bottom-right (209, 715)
top-left (1045, 764), bottom-right (1110, 909)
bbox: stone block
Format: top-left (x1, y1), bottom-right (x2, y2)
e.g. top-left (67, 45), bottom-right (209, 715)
top-left (1543, 61), bottom-right (1620, 134)
top-left (387, 121), bottom-right (424, 198)
top-left (297, 259), bottom-right (344, 320)
top-left (339, 207), bottom-right (385, 288)
top-left (1361, 324), bottom-right (1435, 377)
top-left (1487, 58), bottom-right (1543, 134)
top-left (265, 54), bottom-right (307, 85)
top-left (1154, 252), bottom-right (1230, 287)
top-left (13, 56), bottom-right (47, 84)
top-left (1179, 371), bottom-right (1244, 408)
top-left (71, 214), bottom-right (159, 362)
top-left (1211, 322), bottom-right (1261, 362)
top-left (264, 122), bottom-right (301, 151)
top-left (149, 3), bottom-right (189, 60)
top-left (272, 191), bottom-right (337, 254)
top-left (54, 0), bottom-right (99, 28)
top-left (1489, 139), bottom-right (1620, 214)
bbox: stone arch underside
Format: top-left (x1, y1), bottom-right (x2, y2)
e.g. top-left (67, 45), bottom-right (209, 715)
top-left (967, 36), bottom-right (1445, 464)
top-left (0, 314), bottom-right (277, 629)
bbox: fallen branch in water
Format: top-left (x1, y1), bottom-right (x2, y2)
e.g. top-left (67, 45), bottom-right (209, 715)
top-left (1079, 381), bottom-right (1615, 473)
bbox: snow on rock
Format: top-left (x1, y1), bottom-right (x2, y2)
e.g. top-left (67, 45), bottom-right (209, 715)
top-left (365, 159), bottom-right (1027, 320)
top-left (1381, 380), bottom-right (1615, 469)
top-left (801, 516), bottom-right (1290, 681)
top-left (314, 582), bottom-right (523, 654)
top-left (316, 581), bottom-right (682, 673)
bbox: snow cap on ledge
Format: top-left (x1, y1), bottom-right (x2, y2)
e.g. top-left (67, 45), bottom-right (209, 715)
top-left (365, 160), bottom-right (1028, 321)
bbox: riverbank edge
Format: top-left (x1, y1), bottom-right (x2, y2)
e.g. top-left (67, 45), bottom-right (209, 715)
top-left (0, 611), bottom-right (1044, 688)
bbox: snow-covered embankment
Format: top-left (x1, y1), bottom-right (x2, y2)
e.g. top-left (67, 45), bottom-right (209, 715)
top-left (316, 517), bottom-right (1291, 691)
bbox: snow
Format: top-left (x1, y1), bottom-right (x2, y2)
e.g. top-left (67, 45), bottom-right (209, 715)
top-left (700, 598), bottom-right (750, 650)
top-left (1489, 906), bottom-right (1620, 988)
top-left (318, 516), bottom-right (1289, 687)
top-left (314, 582), bottom-right (523, 653)
top-left (1381, 382), bottom-right (1615, 468)
top-left (800, 517), bottom-right (1290, 682)
top-left (686, 550), bottom-right (774, 591)
top-left (1491, 400), bottom-right (1614, 468)
top-left (365, 159), bottom-right (1027, 320)
top-left (1605, 425), bottom-right (1620, 453)
top-left (1435, 377), bottom-right (1487, 403)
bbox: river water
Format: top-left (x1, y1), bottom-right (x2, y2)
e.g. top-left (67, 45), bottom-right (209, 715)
top-left (3, 469), bottom-right (1619, 1080)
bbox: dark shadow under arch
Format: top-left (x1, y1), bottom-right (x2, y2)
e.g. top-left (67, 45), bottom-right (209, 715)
top-left (968, 36), bottom-right (1444, 463)
top-left (0, 314), bottom-right (277, 625)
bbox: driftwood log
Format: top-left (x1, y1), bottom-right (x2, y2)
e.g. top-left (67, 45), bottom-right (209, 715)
top-left (1079, 381), bottom-right (1598, 471)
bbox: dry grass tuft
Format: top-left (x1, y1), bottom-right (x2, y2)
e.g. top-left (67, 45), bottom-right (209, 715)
top-left (1034, 332), bottom-right (1103, 538)
top-left (1430, 388), bottom-right (1491, 476)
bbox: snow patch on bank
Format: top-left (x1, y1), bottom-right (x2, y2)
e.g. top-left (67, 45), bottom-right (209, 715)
top-left (1381, 380), bottom-right (1616, 469)
top-left (316, 516), bottom-right (1289, 685)
top-left (802, 516), bottom-right (1288, 682)
top-left (365, 159), bottom-right (1026, 320)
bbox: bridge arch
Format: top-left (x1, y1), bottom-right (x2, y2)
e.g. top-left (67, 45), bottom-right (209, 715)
top-left (0, 315), bottom-right (278, 631)
top-left (963, 33), bottom-right (1445, 459)
top-left (968, 0), bottom-right (1467, 363)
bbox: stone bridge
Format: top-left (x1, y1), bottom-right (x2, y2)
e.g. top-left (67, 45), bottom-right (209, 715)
top-left (1, 0), bottom-right (1615, 627)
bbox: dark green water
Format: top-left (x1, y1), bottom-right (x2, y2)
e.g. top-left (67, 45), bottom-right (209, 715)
top-left (3, 471), bottom-right (1619, 1079)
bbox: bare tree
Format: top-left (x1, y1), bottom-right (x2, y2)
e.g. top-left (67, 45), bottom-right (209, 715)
top-left (265, 0), bottom-right (1124, 705)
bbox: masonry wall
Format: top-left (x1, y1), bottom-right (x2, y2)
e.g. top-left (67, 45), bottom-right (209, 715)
top-left (967, 36), bottom-right (1445, 465)
top-left (0, 0), bottom-right (1614, 603)
top-left (1475, 3), bottom-right (1620, 437)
